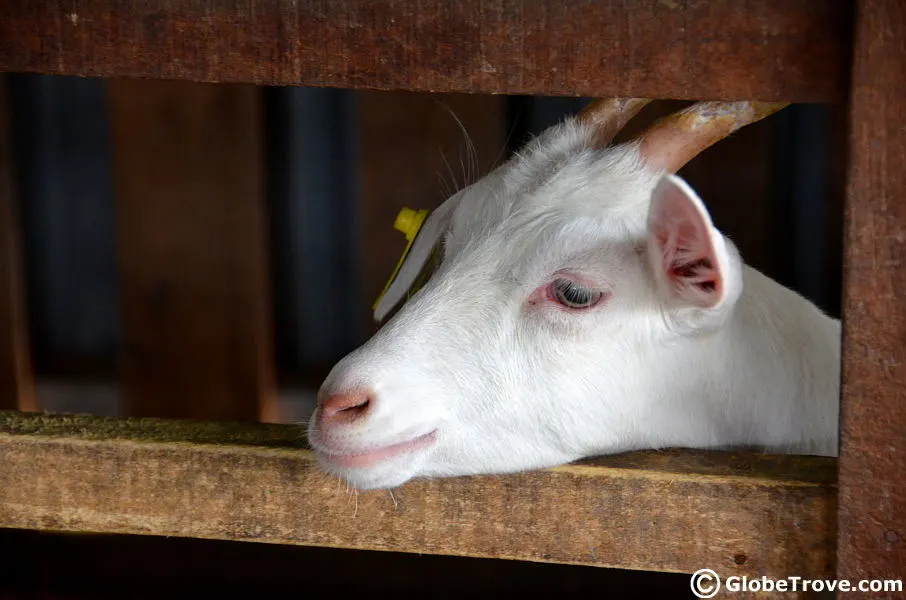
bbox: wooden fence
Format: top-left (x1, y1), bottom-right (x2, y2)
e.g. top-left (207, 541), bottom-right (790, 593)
top-left (0, 1), bottom-right (903, 597)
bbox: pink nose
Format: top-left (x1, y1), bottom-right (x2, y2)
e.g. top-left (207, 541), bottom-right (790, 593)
top-left (318, 391), bottom-right (372, 424)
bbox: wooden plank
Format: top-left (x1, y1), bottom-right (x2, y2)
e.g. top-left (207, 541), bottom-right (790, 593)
top-left (837, 0), bottom-right (906, 593)
top-left (357, 90), bottom-right (507, 336)
top-left (0, 411), bottom-right (836, 580)
top-left (108, 79), bottom-right (278, 423)
top-left (0, 0), bottom-right (849, 103)
top-left (0, 75), bottom-right (37, 412)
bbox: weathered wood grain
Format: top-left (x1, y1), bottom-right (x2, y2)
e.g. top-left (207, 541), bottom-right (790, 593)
top-left (0, 76), bottom-right (37, 412)
top-left (108, 79), bottom-right (278, 422)
top-left (0, 411), bottom-right (836, 579)
top-left (0, 0), bottom-right (850, 102)
top-left (837, 0), bottom-right (906, 593)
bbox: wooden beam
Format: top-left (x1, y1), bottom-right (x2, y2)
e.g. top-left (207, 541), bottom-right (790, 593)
top-left (837, 0), bottom-right (906, 592)
top-left (0, 1), bottom-right (849, 103)
top-left (0, 76), bottom-right (37, 412)
top-left (108, 79), bottom-right (278, 422)
top-left (0, 411), bottom-right (836, 579)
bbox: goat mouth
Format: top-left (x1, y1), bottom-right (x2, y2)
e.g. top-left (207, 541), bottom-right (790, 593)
top-left (319, 430), bottom-right (438, 469)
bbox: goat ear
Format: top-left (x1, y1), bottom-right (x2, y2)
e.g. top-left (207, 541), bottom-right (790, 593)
top-left (646, 174), bottom-right (732, 310)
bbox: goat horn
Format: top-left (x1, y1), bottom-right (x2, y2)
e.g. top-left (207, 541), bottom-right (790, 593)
top-left (635, 101), bottom-right (789, 173)
top-left (577, 98), bottom-right (652, 148)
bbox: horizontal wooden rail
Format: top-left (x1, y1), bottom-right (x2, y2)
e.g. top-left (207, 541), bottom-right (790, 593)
top-left (0, 1), bottom-right (850, 102)
top-left (0, 411), bottom-right (836, 578)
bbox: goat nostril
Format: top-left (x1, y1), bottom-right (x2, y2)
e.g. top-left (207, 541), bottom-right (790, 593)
top-left (320, 392), bottom-right (373, 422)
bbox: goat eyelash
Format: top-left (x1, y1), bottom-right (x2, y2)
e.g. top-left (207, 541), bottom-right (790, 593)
top-left (551, 278), bottom-right (603, 309)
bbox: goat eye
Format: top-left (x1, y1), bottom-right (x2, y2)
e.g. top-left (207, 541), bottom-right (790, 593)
top-left (552, 278), bottom-right (602, 309)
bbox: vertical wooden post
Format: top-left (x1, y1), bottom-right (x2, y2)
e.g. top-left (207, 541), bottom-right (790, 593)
top-left (837, 0), bottom-right (906, 593)
top-left (108, 80), bottom-right (278, 422)
top-left (357, 91), bottom-right (507, 336)
top-left (0, 75), bottom-right (36, 412)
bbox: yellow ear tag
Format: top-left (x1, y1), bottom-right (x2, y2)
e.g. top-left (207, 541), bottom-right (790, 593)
top-left (373, 207), bottom-right (430, 311)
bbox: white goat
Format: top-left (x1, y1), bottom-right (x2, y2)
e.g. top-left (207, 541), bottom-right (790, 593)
top-left (307, 99), bottom-right (842, 491)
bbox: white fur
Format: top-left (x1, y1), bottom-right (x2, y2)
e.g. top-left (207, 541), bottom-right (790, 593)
top-left (308, 116), bottom-right (841, 490)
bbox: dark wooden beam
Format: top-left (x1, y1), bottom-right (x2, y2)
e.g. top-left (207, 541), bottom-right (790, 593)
top-left (108, 79), bottom-right (279, 422)
top-left (0, 0), bottom-right (850, 102)
top-left (837, 0), bottom-right (906, 594)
